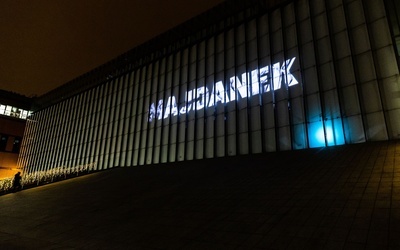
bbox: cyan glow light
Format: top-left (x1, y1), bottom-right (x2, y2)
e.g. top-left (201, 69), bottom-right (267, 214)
top-left (316, 126), bottom-right (328, 145)
top-left (309, 119), bottom-right (345, 148)
top-left (309, 121), bottom-right (325, 148)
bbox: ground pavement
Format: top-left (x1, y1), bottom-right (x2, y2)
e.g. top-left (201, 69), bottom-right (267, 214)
top-left (0, 141), bottom-right (399, 249)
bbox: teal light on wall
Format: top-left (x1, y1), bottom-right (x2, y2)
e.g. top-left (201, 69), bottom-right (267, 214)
top-left (309, 118), bottom-right (345, 148)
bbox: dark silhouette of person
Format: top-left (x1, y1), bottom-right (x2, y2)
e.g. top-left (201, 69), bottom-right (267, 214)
top-left (13, 172), bottom-right (22, 192)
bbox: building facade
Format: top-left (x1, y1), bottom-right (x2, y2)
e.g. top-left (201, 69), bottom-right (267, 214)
top-left (20, 0), bottom-right (400, 173)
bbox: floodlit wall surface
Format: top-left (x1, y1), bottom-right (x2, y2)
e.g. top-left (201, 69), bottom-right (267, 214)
top-left (19, 0), bottom-right (400, 173)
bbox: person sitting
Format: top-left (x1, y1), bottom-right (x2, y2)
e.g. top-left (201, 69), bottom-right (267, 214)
top-left (12, 172), bottom-right (22, 192)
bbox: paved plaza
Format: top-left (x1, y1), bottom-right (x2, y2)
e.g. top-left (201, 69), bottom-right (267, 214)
top-left (0, 141), bottom-right (399, 249)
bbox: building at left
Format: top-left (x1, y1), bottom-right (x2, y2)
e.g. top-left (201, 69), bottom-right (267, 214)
top-left (0, 90), bottom-right (32, 178)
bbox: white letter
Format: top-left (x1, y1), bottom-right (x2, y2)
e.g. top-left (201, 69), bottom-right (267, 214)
top-left (251, 69), bottom-right (260, 96)
top-left (180, 90), bottom-right (193, 114)
top-left (260, 66), bottom-right (270, 93)
top-left (230, 77), bottom-right (237, 101)
top-left (195, 87), bottom-right (208, 110)
top-left (240, 73), bottom-right (248, 98)
top-left (208, 81), bottom-right (230, 107)
top-left (163, 96), bottom-right (178, 119)
top-left (283, 57), bottom-right (298, 87)
top-left (156, 100), bottom-right (163, 120)
top-left (148, 103), bottom-right (155, 122)
top-left (170, 96), bottom-right (178, 116)
top-left (229, 75), bottom-right (248, 101)
top-left (272, 62), bottom-right (281, 90)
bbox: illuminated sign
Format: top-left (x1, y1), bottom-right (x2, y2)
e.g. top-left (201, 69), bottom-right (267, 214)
top-left (149, 57), bottom-right (298, 122)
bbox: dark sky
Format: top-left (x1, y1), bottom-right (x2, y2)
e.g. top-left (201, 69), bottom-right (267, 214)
top-left (0, 0), bottom-right (224, 97)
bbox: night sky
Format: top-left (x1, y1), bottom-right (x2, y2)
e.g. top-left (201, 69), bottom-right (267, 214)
top-left (0, 0), bottom-right (224, 97)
